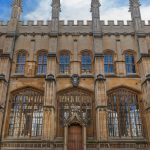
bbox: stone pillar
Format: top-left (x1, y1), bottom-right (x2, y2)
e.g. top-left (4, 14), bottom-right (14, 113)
top-left (115, 39), bottom-right (126, 76)
top-left (95, 76), bottom-right (108, 142)
top-left (71, 39), bottom-right (80, 75)
top-left (142, 75), bottom-right (150, 140)
top-left (43, 75), bottom-right (56, 141)
top-left (83, 126), bottom-right (86, 150)
top-left (0, 54), bottom-right (11, 138)
top-left (64, 126), bottom-right (68, 150)
top-left (0, 107), bottom-right (4, 137)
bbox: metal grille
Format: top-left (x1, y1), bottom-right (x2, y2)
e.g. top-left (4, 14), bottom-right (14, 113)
top-left (58, 88), bottom-right (93, 126)
top-left (8, 88), bottom-right (44, 137)
top-left (108, 88), bottom-right (143, 137)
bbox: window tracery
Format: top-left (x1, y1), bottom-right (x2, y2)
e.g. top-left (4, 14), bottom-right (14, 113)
top-left (104, 54), bottom-right (114, 74)
top-left (8, 88), bottom-right (44, 137)
top-left (37, 52), bottom-right (47, 75)
top-left (81, 52), bottom-right (92, 74)
top-left (16, 52), bottom-right (26, 74)
top-left (59, 52), bottom-right (70, 74)
top-left (108, 88), bottom-right (143, 137)
top-left (125, 53), bottom-right (136, 74)
top-left (58, 88), bottom-right (93, 126)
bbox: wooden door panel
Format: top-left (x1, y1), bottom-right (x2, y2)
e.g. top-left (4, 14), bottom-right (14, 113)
top-left (68, 125), bottom-right (82, 150)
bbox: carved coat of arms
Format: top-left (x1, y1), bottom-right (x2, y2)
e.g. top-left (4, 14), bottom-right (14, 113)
top-left (71, 74), bottom-right (80, 87)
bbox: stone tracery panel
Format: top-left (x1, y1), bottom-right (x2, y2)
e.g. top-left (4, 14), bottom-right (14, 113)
top-left (57, 88), bottom-right (93, 127)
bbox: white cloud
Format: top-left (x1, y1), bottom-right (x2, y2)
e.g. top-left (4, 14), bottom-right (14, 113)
top-left (24, 0), bottom-right (150, 22)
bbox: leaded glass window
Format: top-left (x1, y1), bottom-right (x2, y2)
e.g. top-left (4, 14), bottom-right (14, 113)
top-left (104, 54), bottom-right (114, 74)
top-left (37, 52), bottom-right (47, 75)
top-left (59, 53), bottom-right (70, 74)
top-left (81, 52), bottom-right (92, 74)
top-left (108, 88), bottom-right (143, 137)
top-left (16, 52), bottom-right (26, 74)
top-left (8, 88), bottom-right (44, 137)
top-left (125, 53), bottom-right (136, 74)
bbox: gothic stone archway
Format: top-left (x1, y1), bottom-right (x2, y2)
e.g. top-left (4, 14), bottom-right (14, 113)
top-left (57, 88), bottom-right (95, 150)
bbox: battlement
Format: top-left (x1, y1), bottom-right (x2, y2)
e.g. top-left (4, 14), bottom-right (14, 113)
top-left (0, 20), bottom-right (150, 27)
top-left (0, 21), bottom-right (8, 26)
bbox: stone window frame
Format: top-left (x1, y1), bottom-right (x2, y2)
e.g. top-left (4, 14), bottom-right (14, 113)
top-left (7, 87), bottom-right (44, 138)
top-left (103, 49), bottom-right (116, 75)
top-left (107, 86), bottom-right (144, 139)
top-left (80, 50), bottom-right (93, 75)
top-left (36, 50), bottom-right (48, 75)
top-left (58, 50), bottom-right (71, 75)
top-left (122, 49), bottom-right (137, 75)
top-left (15, 50), bottom-right (29, 75)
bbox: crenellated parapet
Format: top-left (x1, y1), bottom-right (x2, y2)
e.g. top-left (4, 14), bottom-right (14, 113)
top-left (0, 20), bottom-right (150, 35)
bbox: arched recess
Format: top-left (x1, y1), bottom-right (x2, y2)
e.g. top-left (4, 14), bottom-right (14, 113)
top-left (107, 87), bottom-right (144, 138)
top-left (6, 87), bottom-right (44, 138)
top-left (56, 87), bottom-right (95, 138)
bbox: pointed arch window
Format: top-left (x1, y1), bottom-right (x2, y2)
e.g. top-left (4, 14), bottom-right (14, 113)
top-left (81, 52), bottom-right (92, 74)
top-left (108, 88), bottom-right (143, 137)
top-left (8, 88), bottom-right (44, 137)
top-left (104, 54), bottom-right (114, 74)
top-left (16, 52), bottom-right (26, 74)
top-left (125, 53), bottom-right (136, 74)
top-left (37, 52), bottom-right (47, 75)
top-left (59, 52), bottom-right (70, 74)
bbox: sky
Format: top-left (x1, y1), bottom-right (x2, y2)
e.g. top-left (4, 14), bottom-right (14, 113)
top-left (0, 0), bottom-right (150, 22)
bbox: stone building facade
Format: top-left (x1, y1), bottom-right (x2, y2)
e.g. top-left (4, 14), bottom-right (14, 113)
top-left (0, 0), bottom-right (150, 149)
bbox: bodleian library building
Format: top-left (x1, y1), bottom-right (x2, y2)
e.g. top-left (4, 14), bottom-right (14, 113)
top-left (0, 0), bottom-right (150, 150)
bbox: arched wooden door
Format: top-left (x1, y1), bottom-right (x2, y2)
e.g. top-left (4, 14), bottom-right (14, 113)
top-left (68, 125), bottom-right (82, 150)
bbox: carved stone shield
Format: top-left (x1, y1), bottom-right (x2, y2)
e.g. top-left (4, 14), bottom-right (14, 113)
top-left (71, 74), bottom-right (80, 87)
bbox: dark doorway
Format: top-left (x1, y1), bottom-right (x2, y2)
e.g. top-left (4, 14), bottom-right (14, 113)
top-left (68, 124), bottom-right (82, 150)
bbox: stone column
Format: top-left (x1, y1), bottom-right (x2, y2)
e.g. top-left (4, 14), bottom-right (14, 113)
top-left (43, 51), bottom-right (57, 141)
top-left (0, 54), bottom-right (11, 138)
top-left (83, 126), bottom-right (86, 150)
top-left (115, 39), bottom-right (126, 76)
top-left (64, 126), bottom-right (68, 150)
top-left (142, 75), bottom-right (150, 140)
top-left (71, 39), bottom-right (80, 75)
top-left (43, 75), bottom-right (56, 141)
top-left (95, 76), bottom-right (108, 142)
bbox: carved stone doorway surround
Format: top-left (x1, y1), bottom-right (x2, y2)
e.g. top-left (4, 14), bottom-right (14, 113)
top-left (57, 88), bottom-right (93, 150)
top-left (64, 124), bottom-right (86, 150)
